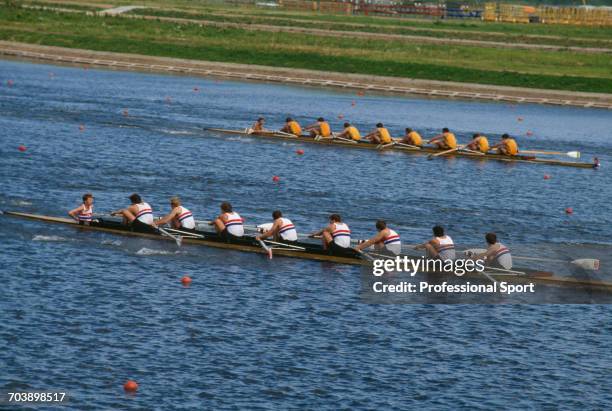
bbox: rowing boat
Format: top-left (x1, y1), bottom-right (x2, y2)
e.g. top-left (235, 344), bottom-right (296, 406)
top-left (4, 211), bottom-right (611, 291)
top-left (205, 128), bottom-right (598, 169)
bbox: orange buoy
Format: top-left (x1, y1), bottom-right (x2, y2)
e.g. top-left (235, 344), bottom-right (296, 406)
top-left (296, 149), bottom-right (304, 155)
top-left (565, 207), bottom-right (573, 214)
top-left (272, 176), bottom-right (280, 183)
top-left (543, 174), bottom-right (551, 180)
top-left (181, 276), bottom-right (192, 286)
top-left (124, 380), bottom-right (138, 392)
top-left (18, 145), bottom-right (27, 152)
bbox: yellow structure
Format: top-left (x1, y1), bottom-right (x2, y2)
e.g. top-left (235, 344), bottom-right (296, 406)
top-left (484, 2), bottom-right (612, 26)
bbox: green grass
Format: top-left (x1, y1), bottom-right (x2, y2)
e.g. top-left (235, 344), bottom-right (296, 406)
top-left (1, 6), bottom-right (611, 93)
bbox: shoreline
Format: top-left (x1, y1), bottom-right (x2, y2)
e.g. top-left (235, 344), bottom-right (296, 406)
top-left (1, 41), bottom-right (611, 110)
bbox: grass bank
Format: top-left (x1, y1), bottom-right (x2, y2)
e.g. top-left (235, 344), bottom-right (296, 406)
top-left (1, 6), bottom-right (611, 93)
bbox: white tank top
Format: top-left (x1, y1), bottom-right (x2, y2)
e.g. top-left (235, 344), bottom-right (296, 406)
top-left (278, 217), bottom-right (297, 241)
top-left (135, 202), bottom-right (154, 225)
top-left (224, 212), bottom-right (244, 237)
top-left (435, 235), bottom-right (455, 260)
top-left (332, 222), bottom-right (351, 248)
top-left (382, 228), bottom-right (401, 255)
top-left (492, 243), bottom-right (512, 269)
top-left (78, 204), bottom-right (93, 222)
top-left (174, 206), bottom-right (195, 230)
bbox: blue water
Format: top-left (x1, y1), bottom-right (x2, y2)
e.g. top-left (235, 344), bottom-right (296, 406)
top-left (1, 59), bottom-right (611, 409)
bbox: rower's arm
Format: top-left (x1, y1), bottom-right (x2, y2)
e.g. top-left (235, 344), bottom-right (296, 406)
top-left (258, 220), bottom-right (280, 240)
top-left (355, 232), bottom-right (384, 251)
top-left (154, 209), bottom-right (177, 227)
top-left (68, 205), bottom-right (84, 221)
top-left (427, 134), bottom-right (443, 143)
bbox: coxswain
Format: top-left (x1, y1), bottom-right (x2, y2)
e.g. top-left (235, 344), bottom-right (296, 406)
top-left (428, 127), bottom-right (457, 150)
top-left (111, 193), bottom-right (155, 231)
top-left (305, 117), bottom-right (331, 138)
top-left (364, 123), bottom-right (392, 144)
top-left (472, 233), bottom-right (513, 270)
top-left (250, 117), bottom-right (265, 133)
top-left (280, 117), bottom-right (302, 136)
top-left (465, 133), bottom-right (490, 153)
top-left (153, 196), bottom-right (196, 230)
top-left (211, 202), bottom-right (244, 238)
top-left (400, 128), bottom-right (422, 147)
top-left (492, 133), bottom-right (518, 156)
top-left (415, 225), bottom-right (455, 260)
top-left (68, 193), bottom-right (94, 225)
top-left (354, 220), bottom-right (402, 255)
top-left (336, 122), bottom-right (361, 141)
top-left (310, 214), bottom-right (351, 251)
top-left (256, 210), bottom-right (298, 242)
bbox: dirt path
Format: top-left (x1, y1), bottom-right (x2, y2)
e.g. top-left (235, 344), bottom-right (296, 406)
top-left (1, 41), bottom-right (610, 109)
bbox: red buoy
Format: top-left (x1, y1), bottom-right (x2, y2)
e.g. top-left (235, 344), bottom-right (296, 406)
top-left (124, 380), bottom-right (138, 392)
top-left (18, 145), bottom-right (27, 152)
top-left (337, 114), bottom-right (344, 119)
top-left (351, 101), bottom-right (356, 107)
top-left (565, 207), bottom-right (573, 214)
top-left (272, 176), bottom-right (280, 183)
top-left (123, 109), bottom-right (129, 117)
top-left (296, 149), bottom-right (304, 155)
top-left (181, 276), bottom-right (192, 286)
top-left (7, 80), bottom-right (14, 87)
top-left (517, 117), bottom-right (524, 122)
top-left (79, 125), bottom-right (85, 132)
top-left (526, 130), bottom-right (533, 136)
top-left (193, 87), bottom-right (199, 92)
top-left (543, 174), bottom-right (551, 180)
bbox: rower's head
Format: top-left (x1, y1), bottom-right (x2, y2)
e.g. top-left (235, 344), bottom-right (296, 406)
top-left (317, 117), bottom-right (325, 122)
top-left (375, 219), bottom-right (387, 231)
top-left (272, 210), bottom-right (282, 219)
top-left (257, 117), bottom-right (265, 123)
top-left (442, 127), bottom-right (449, 133)
top-left (473, 133), bottom-right (480, 139)
top-left (82, 193), bottom-right (93, 205)
top-left (170, 196), bottom-right (181, 208)
top-left (485, 232), bottom-right (497, 245)
top-left (376, 123), bottom-right (384, 128)
top-left (502, 133), bottom-right (510, 139)
top-left (286, 117), bottom-right (293, 123)
top-left (343, 122), bottom-right (351, 128)
top-left (432, 225), bottom-right (444, 237)
top-left (221, 202), bottom-right (233, 213)
top-left (329, 214), bottom-right (342, 223)
top-left (406, 128), bottom-right (413, 133)
top-left (129, 193), bottom-right (142, 204)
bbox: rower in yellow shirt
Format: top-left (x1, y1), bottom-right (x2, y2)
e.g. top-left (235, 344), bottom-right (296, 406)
top-left (280, 117), bottom-right (302, 137)
top-left (364, 123), bottom-right (392, 144)
top-left (492, 133), bottom-right (518, 156)
top-left (305, 117), bottom-right (331, 138)
top-left (428, 127), bottom-right (457, 150)
top-left (465, 133), bottom-right (490, 153)
top-left (336, 122), bottom-right (361, 141)
top-left (400, 128), bottom-right (423, 147)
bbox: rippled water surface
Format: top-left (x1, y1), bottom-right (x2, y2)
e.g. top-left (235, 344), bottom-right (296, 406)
top-left (1, 60), bottom-right (611, 409)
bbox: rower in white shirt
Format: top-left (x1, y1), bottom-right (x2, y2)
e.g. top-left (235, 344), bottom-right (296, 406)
top-left (256, 210), bottom-right (298, 242)
top-left (153, 196), bottom-right (196, 230)
top-left (211, 202), bottom-right (244, 239)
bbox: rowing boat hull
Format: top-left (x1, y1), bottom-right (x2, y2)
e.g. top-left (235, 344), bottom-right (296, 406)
top-left (205, 128), bottom-right (596, 169)
top-left (4, 211), bottom-right (611, 291)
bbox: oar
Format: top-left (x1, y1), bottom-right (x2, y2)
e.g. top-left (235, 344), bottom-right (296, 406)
top-left (354, 248), bottom-right (375, 262)
top-left (427, 145), bottom-right (463, 159)
top-left (275, 130), bottom-right (299, 138)
top-left (257, 239), bottom-right (273, 259)
top-left (393, 141), bottom-right (421, 149)
top-left (463, 248), bottom-right (600, 271)
top-left (330, 133), bottom-right (358, 144)
top-left (263, 239), bottom-right (306, 251)
top-left (376, 142), bottom-right (395, 150)
top-left (520, 150), bottom-right (581, 158)
top-left (158, 226), bottom-right (182, 247)
top-left (458, 147), bottom-right (485, 156)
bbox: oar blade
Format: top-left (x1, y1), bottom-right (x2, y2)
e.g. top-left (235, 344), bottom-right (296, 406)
top-left (571, 258), bottom-right (599, 270)
top-left (567, 151), bottom-right (581, 159)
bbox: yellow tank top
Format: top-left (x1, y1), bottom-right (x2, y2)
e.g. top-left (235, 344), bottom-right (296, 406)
top-left (408, 131), bottom-right (422, 146)
top-left (477, 136), bottom-right (489, 152)
top-left (288, 121), bottom-right (302, 136)
top-left (444, 132), bottom-right (457, 149)
top-left (319, 122), bottom-right (331, 137)
top-left (505, 138), bottom-right (518, 155)
top-left (378, 128), bottom-right (392, 144)
top-left (347, 126), bottom-right (360, 141)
